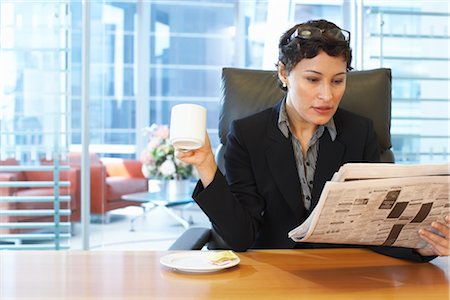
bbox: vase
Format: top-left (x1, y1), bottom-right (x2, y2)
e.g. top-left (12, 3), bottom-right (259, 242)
top-left (163, 179), bottom-right (192, 200)
top-left (148, 179), bottom-right (163, 193)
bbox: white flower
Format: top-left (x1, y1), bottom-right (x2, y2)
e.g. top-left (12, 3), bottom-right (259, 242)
top-left (159, 159), bottom-right (177, 177)
top-left (141, 164), bottom-right (151, 178)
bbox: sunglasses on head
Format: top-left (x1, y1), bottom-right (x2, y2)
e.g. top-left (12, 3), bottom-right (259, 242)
top-left (288, 26), bottom-right (351, 44)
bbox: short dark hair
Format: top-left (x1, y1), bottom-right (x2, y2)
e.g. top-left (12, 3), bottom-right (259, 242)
top-left (277, 19), bottom-right (352, 91)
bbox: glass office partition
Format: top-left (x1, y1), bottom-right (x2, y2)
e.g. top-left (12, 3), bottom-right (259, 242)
top-left (0, 1), bottom-right (72, 249)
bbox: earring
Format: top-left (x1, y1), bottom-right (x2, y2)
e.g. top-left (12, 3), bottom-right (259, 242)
top-left (282, 82), bottom-right (287, 88)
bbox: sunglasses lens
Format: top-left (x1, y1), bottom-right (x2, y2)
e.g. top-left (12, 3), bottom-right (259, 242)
top-left (298, 27), bottom-right (321, 39)
top-left (298, 29), bottom-right (312, 38)
top-left (327, 28), bottom-right (349, 41)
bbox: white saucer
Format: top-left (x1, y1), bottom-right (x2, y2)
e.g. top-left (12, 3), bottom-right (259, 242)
top-left (160, 251), bottom-right (240, 273)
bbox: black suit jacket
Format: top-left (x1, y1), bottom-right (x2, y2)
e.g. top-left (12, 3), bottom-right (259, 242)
top-left (194, 100), bottom-right (433, 262)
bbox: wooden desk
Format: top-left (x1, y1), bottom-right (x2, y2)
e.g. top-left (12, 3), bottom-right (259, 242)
top-left (1, 249), bottom-right (448, 299)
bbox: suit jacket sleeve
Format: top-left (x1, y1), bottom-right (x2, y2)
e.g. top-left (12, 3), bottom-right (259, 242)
top-left (193, 120), bottom-right (266, 251)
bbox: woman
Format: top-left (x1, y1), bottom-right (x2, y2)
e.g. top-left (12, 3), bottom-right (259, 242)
top-left (176, 19), bottom-right (450, 261)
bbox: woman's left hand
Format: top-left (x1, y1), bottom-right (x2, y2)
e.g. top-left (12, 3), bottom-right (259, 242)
top-left (417, 215), bottom-right (450, 256)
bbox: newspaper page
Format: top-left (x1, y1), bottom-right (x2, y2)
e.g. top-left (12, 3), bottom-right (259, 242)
top-left (288, 175), bottom-right (450, 249)
top-left (331, 162), bottom-right (450, 182)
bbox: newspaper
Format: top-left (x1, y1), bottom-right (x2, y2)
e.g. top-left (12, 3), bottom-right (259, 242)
top-left (288, 163), bottom-right (450, 249)
top-left (331, 162), bottom-right (450, 182)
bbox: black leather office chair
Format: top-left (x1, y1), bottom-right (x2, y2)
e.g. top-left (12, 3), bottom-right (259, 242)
top-left (169, 67), bottom-right (393, 250)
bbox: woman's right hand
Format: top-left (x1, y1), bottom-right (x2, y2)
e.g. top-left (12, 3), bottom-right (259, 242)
top-left (175, 132), bottom-right (217, 187)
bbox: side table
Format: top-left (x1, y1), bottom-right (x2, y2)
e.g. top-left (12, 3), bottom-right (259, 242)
top-left (121, 191), bottom-right (195, 231)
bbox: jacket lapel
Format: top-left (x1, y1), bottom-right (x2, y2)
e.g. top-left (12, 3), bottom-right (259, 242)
top-left (265, 102), bottom-right (306, 220)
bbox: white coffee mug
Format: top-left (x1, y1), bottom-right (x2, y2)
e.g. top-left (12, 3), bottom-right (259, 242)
top-left (169, 104), bottom-right (207, 150)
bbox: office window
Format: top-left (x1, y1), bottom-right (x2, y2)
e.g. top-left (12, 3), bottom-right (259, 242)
top-left (363, 3), bottom-right (450, 163)
top-left (70, 1), bottom-right (138, 157)
top-left (147, 1), bottom-right (236, 149)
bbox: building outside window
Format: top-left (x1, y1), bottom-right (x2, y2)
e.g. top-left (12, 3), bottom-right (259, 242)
top-left (362, 3), bottom-right (450, 163)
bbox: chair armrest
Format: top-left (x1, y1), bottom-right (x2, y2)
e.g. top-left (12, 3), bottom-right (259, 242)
top-left (169, 227), bottom-right (211, 250)
top-left (89, 164), bottom-right (107, 206)
top-left (60, 168), bottom-right (81, 212)
top-left (0, 172), bottom-right (19, 196)
top-left (61, 168), bottom-right (80, 195)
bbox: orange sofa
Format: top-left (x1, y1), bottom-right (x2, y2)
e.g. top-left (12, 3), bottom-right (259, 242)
top-left (1, 153), bottom-right (148, 232)
top-left (65, 153), bottom-right (147, 216)
top-left (0, 158), bottom-right (80, 234)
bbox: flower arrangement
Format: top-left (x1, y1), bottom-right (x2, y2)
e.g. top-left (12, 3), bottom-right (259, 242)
top-left (140, 124), bottom-right (194, 180)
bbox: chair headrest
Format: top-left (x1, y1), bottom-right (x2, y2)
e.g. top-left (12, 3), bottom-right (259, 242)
top-left (219, 67), bottom-right (392, 151)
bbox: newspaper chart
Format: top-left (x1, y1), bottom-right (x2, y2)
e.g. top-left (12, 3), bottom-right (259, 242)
top-left (288, 163), bottom-right (450, 249)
